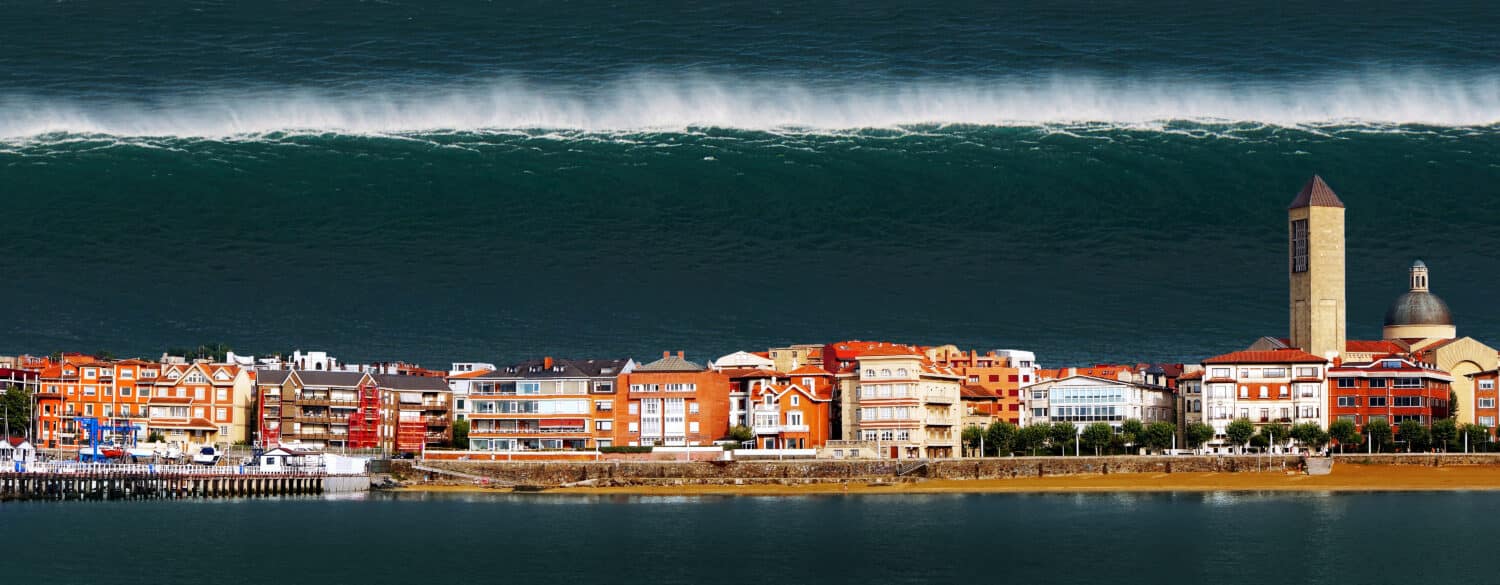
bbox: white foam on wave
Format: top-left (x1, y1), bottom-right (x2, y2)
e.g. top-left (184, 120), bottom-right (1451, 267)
top-left (2, 73), bottom-right (1497, 139)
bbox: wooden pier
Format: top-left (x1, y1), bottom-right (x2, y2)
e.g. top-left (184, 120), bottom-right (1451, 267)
top-left (0, 463), bottom-right (361, 501)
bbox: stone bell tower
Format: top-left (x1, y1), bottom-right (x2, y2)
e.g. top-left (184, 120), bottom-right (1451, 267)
top-left (1287, 175), bottom-right (1347, 361)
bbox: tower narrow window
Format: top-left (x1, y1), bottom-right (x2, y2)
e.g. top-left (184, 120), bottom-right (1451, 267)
top-left (1290, 219), bottom-right (1309, 273)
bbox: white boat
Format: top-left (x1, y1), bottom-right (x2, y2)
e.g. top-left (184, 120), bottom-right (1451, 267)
top-left (192, 446), bottom-right (222, 466)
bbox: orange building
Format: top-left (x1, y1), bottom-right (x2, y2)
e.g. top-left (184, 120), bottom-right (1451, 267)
top-left (144, 362), bottom-right (254, 446)
top-left (614, 352), bottom-right (731, 447)
top-left (35, 355), bottom-right (157, 449)
top-left (741, 365), bottom-right (835, 449)
top-left (1329, 356), bottom-right (1452, 439)
top-left (943, 350), bottom-right (1030, 423)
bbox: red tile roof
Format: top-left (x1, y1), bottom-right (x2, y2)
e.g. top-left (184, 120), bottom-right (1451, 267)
top-left (960, 385), bottom-right (998, 399)
top-left (1288, 175), bottom-right (1345, 209)
top-left (1178, 370), bottom-right (1204, 380)
top-left (1346, 340), bottom-right (1404, 354)
top-left (787, 365), bottom-right (832, 376)
top-left (858, 346), bottom-right (923, 358)
top-left (1203, 349), bottom-right (1328, 365)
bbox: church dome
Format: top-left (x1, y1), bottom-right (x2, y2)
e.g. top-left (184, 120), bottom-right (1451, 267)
top-left (1383, 260), bottom-right (1453, 327)
top-left (1383, 291), bottom-right (1453, 326)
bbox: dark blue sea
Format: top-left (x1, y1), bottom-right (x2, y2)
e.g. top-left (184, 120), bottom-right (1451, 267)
top-left (2, 0), bottom-right (1497, 365)
top-left (4, 491), bottom-right (1498, 585)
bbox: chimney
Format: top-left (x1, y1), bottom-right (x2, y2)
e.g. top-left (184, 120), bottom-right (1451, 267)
top-left (677, 351), bottom-right (685, 359)
top-left (663, 351), bottom-right (671, 359)
top-left (544, 356), bottom-right (554, 370)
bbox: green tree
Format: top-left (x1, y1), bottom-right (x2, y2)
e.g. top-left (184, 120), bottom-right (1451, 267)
top-left (1366, 419), bottom-right (1394, 453)
top-left (1450, 389), bottom-right (1460, 421)
top-left (1257, 422), bottom-right (1290, 451)
top-left (1049, 422), bottom-right (1078, 455)
top-left (1016, 423), bottom-right (1050, 456)
top-left (451, 419), bottom-right (470, 450)
top-left (1081, 422), bottom-right (1113, 456)
top-left (1141, 421), bottom-right (1176, 453)
top-left (1225, 418), bottom-right (1256, 452)
top-left (1398, 420), bottom-right (1431, 452)
top-left (1329, 419), bottom-right (1360, 453)
top-left (727, 425), bottom-right (754, 443)
top-left (1185, 423), bottom-right (1216, 450)
top-left (985, 421), bottom-right (1018, 456)
top-left (1, 384), bottom-right (32, 436)
top-left (1459, 424), bottom-right (1492, 453)
top-left (963, 425), bottom-right (986, 455)
top-left (147, 430), bottom-right (165, 443)
top-left (1120, 418), bottom-right (1145, 448)
top-left (1431, 418), bottom-right (1457, 452)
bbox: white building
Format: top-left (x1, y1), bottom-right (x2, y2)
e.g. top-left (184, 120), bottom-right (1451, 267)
top-left (1021, 375), bottom-right (1174, 428)
top-left (1198, 349), bottom-right (1329, 452)
top-left (836, 347), bottom-right (963, 459)
top-left (447, 362), bottom-right (498, 423)
top-left (711, 351), bottom-right (777, 371)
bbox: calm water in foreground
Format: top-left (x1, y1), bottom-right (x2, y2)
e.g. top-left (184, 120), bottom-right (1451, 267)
top-left (4, 491), bottom-right (1493, 584)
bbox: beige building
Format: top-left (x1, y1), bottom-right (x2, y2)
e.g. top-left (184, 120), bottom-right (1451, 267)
top-left (767, 344), bottom-right (824, 372)
top-left (836, 346), bottom-right (962, 459)
top-left (1287, 175), bottom-right (1347, 362)
top-left (1379, 261), bottom-right (1498, 425)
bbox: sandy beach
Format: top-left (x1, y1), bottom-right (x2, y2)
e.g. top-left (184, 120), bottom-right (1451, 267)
top-left (388, 463), bottom-right (1500, 496)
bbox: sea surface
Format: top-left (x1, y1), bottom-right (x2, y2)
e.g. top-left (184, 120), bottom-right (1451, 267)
top-left (3, 491), bottom-right (1496, 584)
top-left (2, 0), bottom-right (1498, 365)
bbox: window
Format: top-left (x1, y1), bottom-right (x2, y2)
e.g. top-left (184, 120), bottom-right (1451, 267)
top-left (880, 369), bottom-right (892, 377)
top-left (216, 407), bottom-right (228, 420)
top-left (194, 407), bottom-right (205, 419)
top-left (627, 422), bottom-right (639, 433)
top-left (1369, 396), bottom-right (1387, 407)
top-left (628, 403), bottom-right (639, 415)
top-left (801, 377), bottom-right (816, 389)
top-left (896, 369), bottom-right (908, 377)
top-left (1239, 386), bottom-right (1249, 398)
top-left (1392, 396), bottom-right (1423, 408)
top-left (1264, 368), bottom-right (1287, 378)
top-left (194, 388), bottom-right (205, 400)
top-left (219, 425), bottom-right (230, 436)
top-left (1290, 218), bottom-right (1308, 272)
top-left (1032, 408), bottom-right (1045, 417)
top-left (1211, 368), bottom-right (1231, 378)
top-left (1278, 386), bottom-right (1289, 398)
top-left (1381, 360), bottom-right (1402, 368)
top-left (1480, 380), bottom-right (1496, 391)
top-left (85, 404), bottom-right (94, 416)
top-left (84, 386), bottom-right (96, 396)
top-left (216, 388), bottom-right (228, 401)
top-left (595, 400), bottom-right (612, 412)
top-left (1296, 367), bottom-right (1319, 378)
top-left (1393, 378), bottom-right (1422, 389)
top-left (689, 421), bottom-right (699, 433)
top-left (121, 387), bottom-right (132, 396)
top-left (104, 405), bottom-right (113, 418)
top-left (864, 369), bottom-right (876, 377)
top-left (1481, 416), bottom-right (1497, 427)
top-left (1369, 379), bottom-right (1388, 388)
top-left (121, 405), bottom-right (130, 416)
top-left (1337, 378), bottom-right (1357, 388)
top-left (1258, 386), bottom-right (1268, 399)
top-left (689, 402), bottom-right (699, 414)
top-left (517, 382), bottom-right (540, 395)
top-left (1337, 396), bottom-right (1358, 407)
top-left (593, 381), bottom-right (614, 393)
top-left (1480, 398), bottom-right (1496, 409)
top-left (1298, 384), bottom-right (1318, 398)
top-left (595, 420), bottom-right (613, 431)
top-left (790, 395), bottom-right (800, 406)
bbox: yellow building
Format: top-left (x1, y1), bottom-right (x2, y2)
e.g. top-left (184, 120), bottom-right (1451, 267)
top-left (1287, 175), bottom-right (1347, 362)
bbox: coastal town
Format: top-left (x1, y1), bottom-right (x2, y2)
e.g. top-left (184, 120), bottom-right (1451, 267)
top-left (2, 176), bottom-right (1498, 470)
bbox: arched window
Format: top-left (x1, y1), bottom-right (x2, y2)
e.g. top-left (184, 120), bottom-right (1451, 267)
top-left (880, 369), bottom-right (892, 377)
top-left (896, 368), bottom-right (908, 377)
top-left (864, 369), bottom-right (876, 377)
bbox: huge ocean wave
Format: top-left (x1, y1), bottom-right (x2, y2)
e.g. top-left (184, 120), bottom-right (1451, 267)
top-left (2, 73), bottom-right (1499, 141)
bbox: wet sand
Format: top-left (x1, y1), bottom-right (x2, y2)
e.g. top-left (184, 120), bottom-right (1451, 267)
top-left (390, 463), bottom-right (1500, 495)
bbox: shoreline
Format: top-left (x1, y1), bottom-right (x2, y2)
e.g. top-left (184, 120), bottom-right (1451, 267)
top-left (387, 463), bottom-right (1500, 496)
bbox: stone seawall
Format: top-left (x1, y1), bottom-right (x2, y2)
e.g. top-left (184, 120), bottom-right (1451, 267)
top-left (391, 454), bottom-right (1500, 487)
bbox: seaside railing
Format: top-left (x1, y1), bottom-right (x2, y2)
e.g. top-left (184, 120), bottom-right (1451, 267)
top-left (14, 462), bottom-right (330, 476)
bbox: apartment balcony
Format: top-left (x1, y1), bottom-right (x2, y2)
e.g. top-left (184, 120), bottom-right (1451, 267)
top-left (422, 415), bottom-right (449, 426)
top-left (753, 425), bottom-right (782, 435)
top-left (781, 424), bottom-right (810, 433)
top-left (924, 392), bottom-right (955, 404)
top-left (399, 402), bottom-right (451, 411)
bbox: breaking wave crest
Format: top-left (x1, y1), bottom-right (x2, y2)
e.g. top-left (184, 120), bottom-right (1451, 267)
top-left (3, 73), bottom-right (1499, 140)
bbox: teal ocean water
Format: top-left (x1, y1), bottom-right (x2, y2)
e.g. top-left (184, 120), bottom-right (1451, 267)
top-left (2, 1), bottom-right (1498, 365)
top-left (3, 492), bottom-right (1496, 584)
